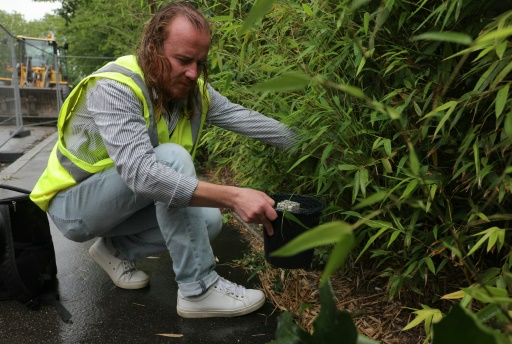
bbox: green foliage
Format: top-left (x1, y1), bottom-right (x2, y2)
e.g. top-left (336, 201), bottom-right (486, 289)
top-left (433, 304), bottom-right (510, 344)
top-left (203, 0), bottom-right (512, 340)
top-left (204, 0), bottom-right (512, 304)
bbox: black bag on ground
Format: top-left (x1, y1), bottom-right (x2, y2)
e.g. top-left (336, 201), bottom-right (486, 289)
top-left (0, 184), bottom-right (71, 322)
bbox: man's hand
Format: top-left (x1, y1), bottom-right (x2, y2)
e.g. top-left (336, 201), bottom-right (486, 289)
top-left (231, 188), bottom-right (276, 236)
top-left (190, 181), bottom-right (277, 236)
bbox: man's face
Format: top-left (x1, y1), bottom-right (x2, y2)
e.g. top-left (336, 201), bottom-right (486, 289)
top-left (162, 16), bottom-right (211, 101)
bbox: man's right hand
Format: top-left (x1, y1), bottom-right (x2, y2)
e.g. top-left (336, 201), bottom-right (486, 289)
top-left (190, 181), bottom-right (276, 236)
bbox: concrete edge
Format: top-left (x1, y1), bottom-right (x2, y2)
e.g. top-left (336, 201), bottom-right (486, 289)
top-left (0, 131), bottom-right (57, 181)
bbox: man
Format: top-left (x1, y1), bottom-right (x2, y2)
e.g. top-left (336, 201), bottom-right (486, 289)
top-left (30, 1), bottom-right (295, 318)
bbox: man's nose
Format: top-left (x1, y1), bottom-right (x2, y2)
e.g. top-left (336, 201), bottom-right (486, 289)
top-left (185, 63), bottom-right (200, 80)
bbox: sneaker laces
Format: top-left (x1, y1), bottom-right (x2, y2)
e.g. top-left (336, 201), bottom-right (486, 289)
top-left (121, 260), bottom-right (137, 276)
top-left (215, 277), bottom-right (245, 298)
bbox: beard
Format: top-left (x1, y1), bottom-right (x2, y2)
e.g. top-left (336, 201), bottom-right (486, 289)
top-left (164, 77), bottom-right (197, 101)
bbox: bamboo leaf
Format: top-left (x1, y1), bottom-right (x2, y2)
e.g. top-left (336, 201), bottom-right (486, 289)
top-left (425, 257), bottom-right (436, 274)
top-left (271, 221), bottom-right (353, 257)
top-left (475, 26), bottom-right (512, 43)
top-left (407, 142), bottom-right (420, 175)
top-left (412, 31), bottom-right (473, 45)
top-left (356, 226), bottom-right (390, 261)
top-left (505, 112), bottom-right (512, 138)
top-left (400, 179), bottom-right (419, 200)
top-left (239, 0), bottom-right (276, 36)
top-left (287, 154), bottom-right (311, 172)
top-left (384, 139), bottom-right (392, 157)
top-left (422, 101), bottom-right (458, 119)
top-left (302, 4), bottom-right (313, 16)
top-left (351, 0), bottom-right (371, 11)
top-left (338, 164), bottom-right (359, 171)
top-left (441, 290), bottom-right (465, 300)
top-left (352, 191), bottom-right (388, 209)
top-left (403, 306), bottom-right (442, 331)
top-left (495, 84), bottom-right (509, 118)
top-left (359, 168), bottom-right (368, 198)
top-left (251, 72), bottom-right (311, 92)
top-left (467, 231), bottom-right (492, 256)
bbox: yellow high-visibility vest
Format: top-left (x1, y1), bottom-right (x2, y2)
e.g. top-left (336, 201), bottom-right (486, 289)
top-left (30, 55), bottom-right (209, 210)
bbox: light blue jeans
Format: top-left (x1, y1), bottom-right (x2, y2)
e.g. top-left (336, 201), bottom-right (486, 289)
top-left (48, 143), bottom-right (222, 296)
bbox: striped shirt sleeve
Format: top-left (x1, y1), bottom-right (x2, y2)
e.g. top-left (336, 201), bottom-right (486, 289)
top-left (206, 84), bottom-right (297, 150)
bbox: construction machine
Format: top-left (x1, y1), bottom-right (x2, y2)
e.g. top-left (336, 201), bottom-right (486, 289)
top-left (0, 34), bottom-right (72, 120)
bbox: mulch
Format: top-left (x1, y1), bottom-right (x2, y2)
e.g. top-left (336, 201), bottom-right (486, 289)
top-left (230, 219), bottom-right (425, 344)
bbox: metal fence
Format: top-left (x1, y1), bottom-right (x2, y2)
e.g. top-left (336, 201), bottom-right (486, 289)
top-left (0, 24), bottom-right (68, 144)
top-left (0, 24), bottom-right (31, 142)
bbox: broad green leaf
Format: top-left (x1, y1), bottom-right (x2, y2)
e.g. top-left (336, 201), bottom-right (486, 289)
top-left (312, 282), bottom-right (358, 343)
top-left (239, 0), bottom-right (276, 36)
top-left (433, 304), bottom-right (503, 344)
top-left (271, 221), bottom-right (352, 257)
top-left (251, 72), bottom-right (310, 92)
top-left (412, 31), bottom-right (473, 45)
top-left (320, 232), bottom-right (355, 285)
top-left (271, 311), bottom-right (312, 343)
top-left (495, 84), bottom-right (509, 118)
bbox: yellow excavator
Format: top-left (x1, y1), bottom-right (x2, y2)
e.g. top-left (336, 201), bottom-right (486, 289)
top-left (0, 34), bottom-right (72, 120)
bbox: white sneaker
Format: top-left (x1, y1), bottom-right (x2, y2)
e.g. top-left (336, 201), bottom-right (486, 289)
top-left (176, 277), bottom-right (265, 318)
top-left (88, 238), bottom-right (149, 289)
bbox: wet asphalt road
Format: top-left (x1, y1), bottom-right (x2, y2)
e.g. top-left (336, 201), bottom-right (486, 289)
top-left (0, 127), bottom-right (279, 343)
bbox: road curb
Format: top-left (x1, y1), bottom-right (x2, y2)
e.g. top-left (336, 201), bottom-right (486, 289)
top-left (0, 131), bottom-right (57, 181)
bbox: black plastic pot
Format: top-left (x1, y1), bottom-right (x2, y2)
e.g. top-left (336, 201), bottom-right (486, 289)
top-left (264, 193), bottom-right (324, 269)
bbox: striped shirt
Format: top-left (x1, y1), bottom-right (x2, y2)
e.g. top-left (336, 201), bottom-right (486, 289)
top-left (71, 79), bottom-right (295, 209)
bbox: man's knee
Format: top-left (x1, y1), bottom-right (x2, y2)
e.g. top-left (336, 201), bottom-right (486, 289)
top-left (154, 143), bottom-right (196, 176)
top-left (206, 208), bottom-right (223, 241)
